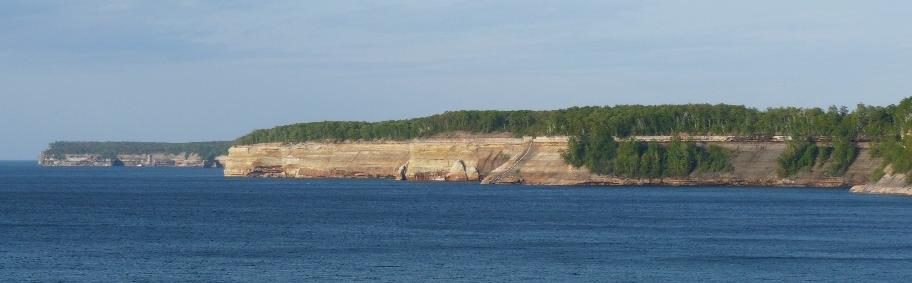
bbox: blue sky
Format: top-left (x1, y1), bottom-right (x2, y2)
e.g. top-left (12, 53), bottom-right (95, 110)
top-left (1, 1), bottom-right (910, 159)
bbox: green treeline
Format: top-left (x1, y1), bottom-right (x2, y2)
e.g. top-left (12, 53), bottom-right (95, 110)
top-left (563, 136), bottom-right (731, 178)
top-left (44, 141), bottom-right (232, 161)
top-left (234, 103), bottom-right (900, 145)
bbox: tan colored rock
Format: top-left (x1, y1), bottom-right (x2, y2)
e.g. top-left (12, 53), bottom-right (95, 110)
top-left (225, 138), bottom-right (526, 180)
top-left (445, 160), bottom-right (468, 181)
top-left (466, 166), bottom-right (480, 181)
top-left (224, 136), bottom-right (882, 188)
top-left (395, 162), bottom-right (409, 180)
top-left (851, 184), bottom-right (912, 196)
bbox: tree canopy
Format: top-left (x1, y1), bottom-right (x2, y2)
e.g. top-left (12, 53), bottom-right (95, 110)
top-left (235, 102), bottom-right (904, 145)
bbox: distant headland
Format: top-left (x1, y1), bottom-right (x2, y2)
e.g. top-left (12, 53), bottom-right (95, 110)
top-left (39, 141), bottom-right (231, 168)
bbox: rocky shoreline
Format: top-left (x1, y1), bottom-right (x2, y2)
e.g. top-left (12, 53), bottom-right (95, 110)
top-left (850, 172), bottom-right (912, 196)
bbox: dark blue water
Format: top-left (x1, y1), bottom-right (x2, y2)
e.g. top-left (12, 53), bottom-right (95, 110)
top-left (2, 161), bottom-right (912, 281)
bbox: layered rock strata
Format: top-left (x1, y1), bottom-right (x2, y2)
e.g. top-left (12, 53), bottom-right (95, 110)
top-left (224, 138), bottom-right (524, 180)
top-left (225, 136), bottom-right (881, 188)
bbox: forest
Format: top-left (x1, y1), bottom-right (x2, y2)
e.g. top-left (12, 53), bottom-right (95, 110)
top-left (44, 141), bottom-right (232, 161)
top-left (235, 102), bottom-right (904, 145)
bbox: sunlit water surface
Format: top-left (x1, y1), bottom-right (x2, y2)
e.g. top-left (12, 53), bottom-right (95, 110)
top-left (2, 161), bottom-right (911, 281)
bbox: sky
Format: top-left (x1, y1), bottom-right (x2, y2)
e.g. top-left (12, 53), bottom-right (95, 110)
top-left (1, 1), bottom-right (911, 160)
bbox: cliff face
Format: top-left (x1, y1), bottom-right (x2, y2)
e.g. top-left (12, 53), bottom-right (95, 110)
top-left (224, 137), bottom-right (524, 180)
top-left (494, 138), bottom-right (878, 186)
top-left (224, 136), bottom-right (882, 187)
top-left (39, 153), bottom-right (226, 168)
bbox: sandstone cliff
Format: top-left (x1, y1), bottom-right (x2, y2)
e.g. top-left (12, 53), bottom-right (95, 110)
top-left (39, 153), bottom-right (226, 168)
top-left (224, 137), bottom-right (524, 180)
top-left (224, 136), bottom-right (881, 187)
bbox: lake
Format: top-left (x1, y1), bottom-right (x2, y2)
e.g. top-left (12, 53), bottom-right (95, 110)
top-left (1, 161), bottom-right (911, 281)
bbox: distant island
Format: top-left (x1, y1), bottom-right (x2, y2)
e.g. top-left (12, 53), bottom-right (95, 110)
top-left (39, 141), bottom-right (231, 168)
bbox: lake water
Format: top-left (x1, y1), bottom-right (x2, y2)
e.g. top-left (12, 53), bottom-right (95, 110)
top-left (2, 161), bottom-right (911, 281)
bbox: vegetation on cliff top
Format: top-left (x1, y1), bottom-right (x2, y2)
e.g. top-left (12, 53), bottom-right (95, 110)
top-left (235, 102), bottom-right (900, 145)
top-left (43, 141), bottom-right (232, 161)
